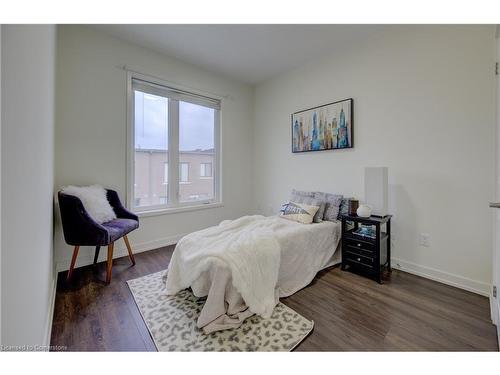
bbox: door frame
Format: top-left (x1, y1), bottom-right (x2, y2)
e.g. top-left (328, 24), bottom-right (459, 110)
top-left (492, 34), bottom-right (500, 348)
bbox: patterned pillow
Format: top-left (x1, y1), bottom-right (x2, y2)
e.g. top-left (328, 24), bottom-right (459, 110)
top-left (290, 189), bottom-right (325, 223)
top-left (280, 201), bottom-right (320, 224)
top-left (337, 197), bottom-right (354, 219)
top-left (322, 193), bottom-right (343, 221)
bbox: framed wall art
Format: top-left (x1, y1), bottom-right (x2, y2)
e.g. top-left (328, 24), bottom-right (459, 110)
top-left (292, 98), bottom-right (353, 153)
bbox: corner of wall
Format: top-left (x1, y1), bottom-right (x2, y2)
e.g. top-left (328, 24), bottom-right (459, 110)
top-left (0, 23), bottom-right (3, 347)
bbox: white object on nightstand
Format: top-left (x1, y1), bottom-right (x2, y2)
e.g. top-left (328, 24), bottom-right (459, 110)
top-left (364, 167), bottom-right (388, 217)
top-left (356, 204), bottom-right (372, 217)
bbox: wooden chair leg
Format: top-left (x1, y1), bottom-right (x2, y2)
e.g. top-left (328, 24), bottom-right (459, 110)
top-left (106, 242), bottom-right (114, 284)
top-left (123, 235), bottom-right (136, 266)
top-left (93, 245), bottom-right (101, 265)
top-left (67, 246), bottom-right (80, 282)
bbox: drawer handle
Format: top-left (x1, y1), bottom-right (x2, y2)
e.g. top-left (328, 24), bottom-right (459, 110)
top-left (357, 243), bottom-right (361, 247)
top-left (357, 257), bottom-right (361, 262)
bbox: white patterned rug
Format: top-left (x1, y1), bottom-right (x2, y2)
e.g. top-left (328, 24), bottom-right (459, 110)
top-left (127, 270), bottom-right (314, 351)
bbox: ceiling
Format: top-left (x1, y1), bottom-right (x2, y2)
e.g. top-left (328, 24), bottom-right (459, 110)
top-left (93, 25), bottom-right (385, 85)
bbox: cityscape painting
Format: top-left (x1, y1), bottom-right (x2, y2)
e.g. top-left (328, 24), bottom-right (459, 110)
top-left (292, 98), bottom-right (353, 153)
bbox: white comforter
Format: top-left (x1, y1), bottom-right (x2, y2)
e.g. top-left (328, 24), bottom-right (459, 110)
top-left (166, 215), bottom-right (281, 318)
top-left (166, 215), bottom-right (341, 333)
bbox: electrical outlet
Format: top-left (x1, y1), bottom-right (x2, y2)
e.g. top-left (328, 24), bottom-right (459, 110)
top-left (420, 233), bottom-right (430, 247)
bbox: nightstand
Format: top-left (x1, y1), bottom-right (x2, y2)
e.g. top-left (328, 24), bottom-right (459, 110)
top-left (340, 214), bottom-right (392, 283)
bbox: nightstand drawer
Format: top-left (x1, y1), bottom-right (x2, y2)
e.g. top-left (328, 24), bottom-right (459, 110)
top-left (345, 245), bottom-right (375, 258)
top-left (345, 251), bottom-right (375, 267)
top-left (344, 257), bottom-right (374, 274)
top-left (345, 238), bottom-right (375, 252)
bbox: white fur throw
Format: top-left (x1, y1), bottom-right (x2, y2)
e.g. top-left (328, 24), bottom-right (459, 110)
top-left (166, 215), bottom-right (281, 318)
top-left (62, 185), bottom-right (117, 224)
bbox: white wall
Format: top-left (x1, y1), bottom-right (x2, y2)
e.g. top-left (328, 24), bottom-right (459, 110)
top-left (253, 25), bottom-right (496, 295)
top-left (1, 25), bottom-right (56, 347)
top-left (55, 26), bottom-right (255, 270)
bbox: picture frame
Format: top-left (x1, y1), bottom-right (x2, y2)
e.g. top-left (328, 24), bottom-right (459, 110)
top-left (291, 98), bottom-right (353, 153)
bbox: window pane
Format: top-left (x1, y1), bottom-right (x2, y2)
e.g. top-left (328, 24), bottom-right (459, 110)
top-left (179, 101), bottom-right (215, 202)
top-left (134, 90), bottom-right (168, 208)
top-left (180, 162), bottom-right (189, 183)
top-left (200, 163), bottom-right (212, 177)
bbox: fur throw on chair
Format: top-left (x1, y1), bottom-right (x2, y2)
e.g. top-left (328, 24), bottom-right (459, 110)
top-left (61, 185), bottom-right (117, 224)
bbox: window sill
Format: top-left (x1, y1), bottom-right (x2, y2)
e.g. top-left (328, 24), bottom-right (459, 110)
top-left (135, 202), bottom-right (223, 217)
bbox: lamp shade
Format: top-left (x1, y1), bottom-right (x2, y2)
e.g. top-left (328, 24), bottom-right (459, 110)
top-left (364, 167), bottom-right (388, 217)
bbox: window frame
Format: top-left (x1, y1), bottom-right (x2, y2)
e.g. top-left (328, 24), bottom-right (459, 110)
top-left (126, 71), bottom-right (222, 215)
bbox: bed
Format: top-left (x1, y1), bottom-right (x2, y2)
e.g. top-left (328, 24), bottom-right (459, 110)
top-left (165, 214), bottom-right (341, 333)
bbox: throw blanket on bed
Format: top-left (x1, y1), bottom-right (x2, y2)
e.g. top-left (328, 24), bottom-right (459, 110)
top-left (165, 215), bottom-right (281, 318)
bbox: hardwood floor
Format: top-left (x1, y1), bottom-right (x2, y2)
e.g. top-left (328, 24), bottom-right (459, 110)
top-left (50, 245), bottom-right (498, 351)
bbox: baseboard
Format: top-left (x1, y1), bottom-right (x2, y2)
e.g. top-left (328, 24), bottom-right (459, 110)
top-left (491, 294), bottom-right (499, 324)
top-left (55, 233), bottom-right (186, 272)
top-left (392, 257), bottom-right (490, 297)
top-left (42, 276), bottom-right (57, 350)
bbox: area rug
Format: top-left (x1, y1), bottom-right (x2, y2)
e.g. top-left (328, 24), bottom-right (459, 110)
top-left (127, 270), bottom-right (314, 351)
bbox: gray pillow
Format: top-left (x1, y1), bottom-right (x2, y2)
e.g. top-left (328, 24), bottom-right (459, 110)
top-left (313, 192), bottom-right (328, 222)
top-left (290, 189), bottom-right (325, 223)
top-left (322, 193), bottom-right (343, 221)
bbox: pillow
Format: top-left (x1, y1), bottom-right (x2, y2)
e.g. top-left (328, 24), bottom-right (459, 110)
top-left (313, 192), bottom-right (328, 222)
top-left (280, 201), bottom-right (320, 224)
top-left (322, 193), bottom-right (343, 221)
top-left (290, 189), bottom-right (325, 223)
top-left (61, 185), bottom-right (117, 224)
top-left (337, 197), bottom-right (354, 219)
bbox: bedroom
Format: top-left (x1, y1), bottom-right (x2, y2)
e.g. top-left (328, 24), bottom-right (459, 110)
top-left (1, 0), bottom-right (500, 371)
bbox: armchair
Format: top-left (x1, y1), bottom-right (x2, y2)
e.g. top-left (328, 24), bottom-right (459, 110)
top-left (58, 189), bottom-right (139, 283)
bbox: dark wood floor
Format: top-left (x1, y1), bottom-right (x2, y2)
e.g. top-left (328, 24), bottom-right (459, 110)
top-left (50, 245), bottom-right (498, 351)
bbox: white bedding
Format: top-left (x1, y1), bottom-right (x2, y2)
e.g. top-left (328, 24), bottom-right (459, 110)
top-left (166, 215), bottom-right (281, 318)
top-left (165, 215), bottom-right (341, 333)
top-left (275, 216), bottom-right (341, 297)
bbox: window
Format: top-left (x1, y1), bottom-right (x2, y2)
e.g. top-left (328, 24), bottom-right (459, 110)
top-left (133, 90), bottom-right (168, 208)
top-left (180, 162), bottom-right (189, 183)
top-left (178, 101), bottom-right (215, 202)
top-left (128, 75), bottom-right (220, 212)
top-left (200, 163), bottom-right (212, 178)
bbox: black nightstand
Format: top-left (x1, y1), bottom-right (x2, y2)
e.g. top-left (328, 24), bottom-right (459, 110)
top-left (340, 214), bottom-right (392, 283)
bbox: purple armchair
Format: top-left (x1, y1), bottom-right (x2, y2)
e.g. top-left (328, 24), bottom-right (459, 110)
top-left (58, 189), bottom-right (139, 283)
